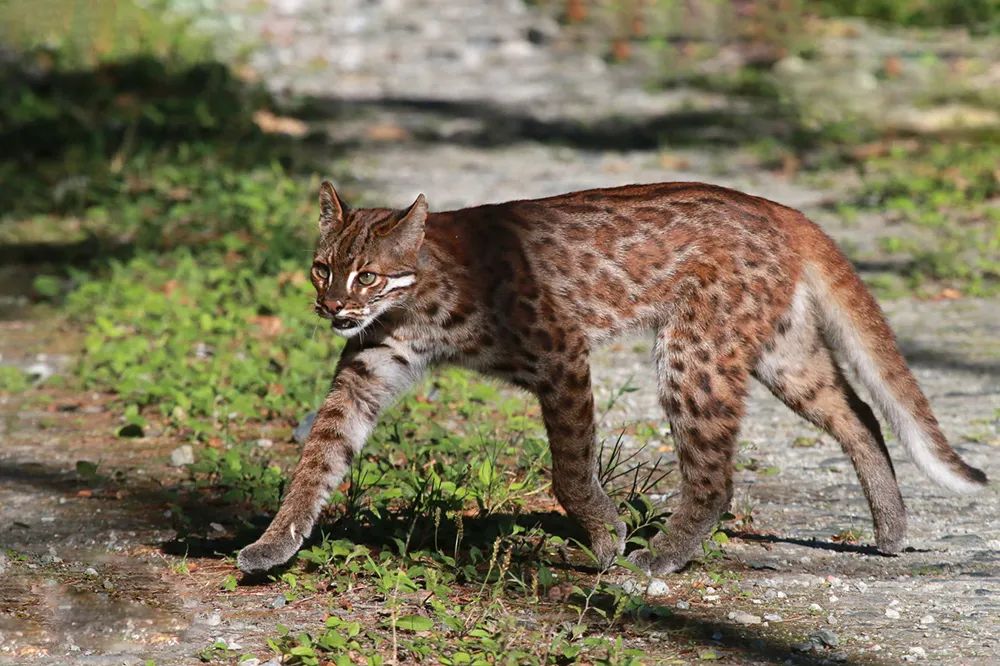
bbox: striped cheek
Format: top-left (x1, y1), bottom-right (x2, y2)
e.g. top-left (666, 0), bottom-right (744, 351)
top-left (379, 273), bottom-right (416, 296)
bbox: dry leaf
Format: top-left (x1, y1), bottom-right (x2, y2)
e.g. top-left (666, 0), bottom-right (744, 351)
top-left (253, 109), bottom-right (308, 137)
top-left (364, 122), bottom-right (410, 142)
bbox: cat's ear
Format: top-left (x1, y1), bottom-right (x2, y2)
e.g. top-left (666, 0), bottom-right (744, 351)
top-left (376, 193), bottom-right (427, 249)
top-left (319, 180), bottom-right (348, 231)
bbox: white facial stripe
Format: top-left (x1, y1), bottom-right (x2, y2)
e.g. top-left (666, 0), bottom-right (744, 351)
top-left (381, 274), bottom-right (415, 295)
top-left (346, 270), bottom-right (358, 291)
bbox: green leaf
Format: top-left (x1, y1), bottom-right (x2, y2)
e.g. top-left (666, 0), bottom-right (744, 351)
top-left (393, 615), bottom-right (433, 632)
top-left (221, 574), bottom-right (238, 592)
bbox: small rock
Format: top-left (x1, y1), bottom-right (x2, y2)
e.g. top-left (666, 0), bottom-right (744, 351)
top-left (676, 600), bottom-right (690, 610)
top-left (729, 610), bottom-right (762, 625)
top-left (101, 579), bottom-right (114, 591)
top-left (84, 567), bottom-right (98, 577)
top-left (763, 613), bottom-right (782, 622)
top-left (885, 607), bottom-right (901, 619)
top-left (703, 594), bottom-right (720, 602)
top-left (293, 412), bottom-right (317, 443)
top-left (622, 577), bottom-right (669, 596)
top-left (812, 628), bottom-right (839, 647)
top-left (827, 614), bottom-right (838, 625)
top-left (203, 612), bottom-right (222, 627)
top-left (830, 651), bottom-right (849, 662)
top-left (910, 647), bottom-right (927, 659)
top-left (170, 445), bottom-right (195, 467)
top-left (210, 522), bottom-right (226, 533)
top-left (241, 659), bottom-right (261, 666)
top-left (0, 552), bottom-right (8, 575)
top-left (270, 595), bottom-right (287, 609)
top-left (25, 362), bottom-right (55, 382)
top-left (919, 614), bottom-right (935, 625)
top-left (809, 603), bottom-right (823, 612)
top-left (792, 642), bottom-right (814, 652)
top-left (255, 438), bottom-right (274, 448)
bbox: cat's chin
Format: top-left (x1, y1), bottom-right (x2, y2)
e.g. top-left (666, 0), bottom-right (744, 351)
top-left (330, 318), bottom-right (371, 338)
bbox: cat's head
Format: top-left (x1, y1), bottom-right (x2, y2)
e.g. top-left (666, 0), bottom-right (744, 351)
top-left (310, 181), bottom-right (427, 337)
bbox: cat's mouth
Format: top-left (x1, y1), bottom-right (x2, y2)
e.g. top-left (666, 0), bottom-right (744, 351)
top-left (331, 316), bottom-right (360, 331)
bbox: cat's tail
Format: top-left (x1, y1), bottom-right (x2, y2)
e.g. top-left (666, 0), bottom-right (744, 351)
top-left (802, 230), bottom-right (987, 494)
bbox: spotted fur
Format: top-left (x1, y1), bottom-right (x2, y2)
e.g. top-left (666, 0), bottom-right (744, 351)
top-left (237, 181), bottom-right (988, 575)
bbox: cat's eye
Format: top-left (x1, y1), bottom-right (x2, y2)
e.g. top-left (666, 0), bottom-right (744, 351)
top-left (357, 271), bottom-right (377, 286)
top-left (312, 263), bottom-right (330, 281)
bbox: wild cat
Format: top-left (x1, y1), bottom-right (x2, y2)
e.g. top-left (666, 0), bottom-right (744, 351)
top-left (237, 180), bottom-right (987, 575)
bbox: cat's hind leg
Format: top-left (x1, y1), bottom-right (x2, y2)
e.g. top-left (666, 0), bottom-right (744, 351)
top-left (628, 319), bottom-right (749, 575)
top-left (753, 286), bottom-right (906, 553)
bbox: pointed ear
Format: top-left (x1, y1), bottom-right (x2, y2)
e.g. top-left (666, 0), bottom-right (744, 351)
top-left (319, 180), bottom-right (348, 231)
top-left (376, 193), bottom-right (427, 249)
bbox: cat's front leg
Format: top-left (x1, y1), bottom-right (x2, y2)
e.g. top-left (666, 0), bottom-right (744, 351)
top-left (237, 336), bottom-right (423, 574)
top-left (536, 353), bottom-right (625, 568)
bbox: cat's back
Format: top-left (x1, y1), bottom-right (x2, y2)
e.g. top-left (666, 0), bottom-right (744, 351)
top-left (445, 182), bottom-right (794, 235)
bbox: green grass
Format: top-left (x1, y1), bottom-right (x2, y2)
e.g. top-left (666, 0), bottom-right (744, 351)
top-left (852, 140), bottom-right (1000, 295)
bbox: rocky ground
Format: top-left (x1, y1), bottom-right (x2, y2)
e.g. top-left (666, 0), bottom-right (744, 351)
top-left (1, 1), bottom-right (998, 664)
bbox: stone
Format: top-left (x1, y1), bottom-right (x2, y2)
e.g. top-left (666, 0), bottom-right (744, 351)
top-left (885, 608), bottom-right (901, 619)
top-left (622, 577), bottom-right (669, 596)
top-left (763, 613), bottom-right (783, 622)
top-left (920, 614), bottom-right (935, 625)
top-left (812, 629), bottom-right (839, 647)
top-left (170, 445), bottom-right (195, 467)
top-left (729, 610), bottom-right (762, 625)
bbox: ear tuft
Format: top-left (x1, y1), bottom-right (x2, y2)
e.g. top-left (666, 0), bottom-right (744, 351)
top-left (319, 180), bottom-right (348, 231)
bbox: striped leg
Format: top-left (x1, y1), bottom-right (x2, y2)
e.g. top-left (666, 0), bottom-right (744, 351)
top-left (237, 335), bottom-right (424, 573)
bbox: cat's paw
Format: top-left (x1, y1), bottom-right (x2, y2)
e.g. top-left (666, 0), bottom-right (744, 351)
top-left (625, 548), bottom-right (653, 574)
top-left (875, 531), bottom-right (906, 555)
top-left (624, 548), bottom-right (684, 576)
top-left (589, 521), bottom-right (627, 568)
top-left (237, 538), bottom-right (299, 574)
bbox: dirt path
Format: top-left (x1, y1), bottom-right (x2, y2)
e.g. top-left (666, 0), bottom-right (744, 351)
top-left (2, 1), bottom-right (998, 664)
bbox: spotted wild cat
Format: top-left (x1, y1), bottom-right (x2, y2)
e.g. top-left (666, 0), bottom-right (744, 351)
top-left (237, 181), bottom-right (988, 575)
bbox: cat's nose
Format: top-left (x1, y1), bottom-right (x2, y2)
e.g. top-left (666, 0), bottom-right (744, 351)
top-left (324, 298), bottom-right (345, 313)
